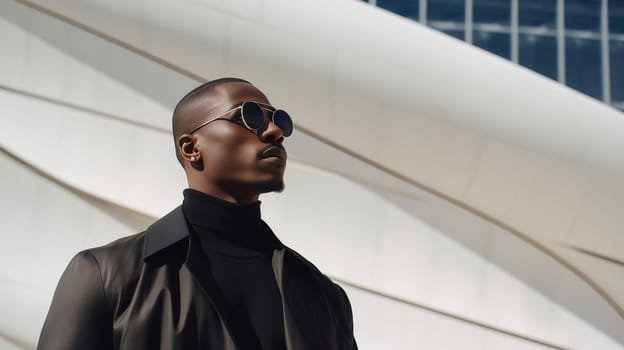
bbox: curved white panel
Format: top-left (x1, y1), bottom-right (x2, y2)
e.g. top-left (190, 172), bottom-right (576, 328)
top-left (0, 337), bottom-right (26, 350)
top-left (0, 0), bottom-right (196, 131)
top-left (343, 286), bottom-right (551, 350)
top-left (0, 88), bottom-right (185, 217)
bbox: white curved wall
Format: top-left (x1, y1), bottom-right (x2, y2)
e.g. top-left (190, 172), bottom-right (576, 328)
top-left (1, 0), bottom-right (623, 349)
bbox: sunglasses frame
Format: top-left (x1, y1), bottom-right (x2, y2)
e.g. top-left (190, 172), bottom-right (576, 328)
top-left (187, 101), bottom-right (293, 136)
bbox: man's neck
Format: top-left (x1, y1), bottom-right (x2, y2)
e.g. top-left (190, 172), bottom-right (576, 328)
top-left (187, 183), bottom-right (259, 205)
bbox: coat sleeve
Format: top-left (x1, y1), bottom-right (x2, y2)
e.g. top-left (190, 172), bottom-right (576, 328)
top-left (38, 250), bottom-right (113, 350)
top-left (335, 284), bottom-right (358, 350)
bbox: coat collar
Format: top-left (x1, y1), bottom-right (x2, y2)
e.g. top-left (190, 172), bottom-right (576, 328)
top-left (142, 206), bottom-right (189, 261)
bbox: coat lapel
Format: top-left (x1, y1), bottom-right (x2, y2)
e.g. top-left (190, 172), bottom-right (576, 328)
top-left (271, 248), bottom-right (293, 350)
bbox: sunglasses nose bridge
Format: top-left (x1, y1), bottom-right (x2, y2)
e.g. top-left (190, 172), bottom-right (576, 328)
top-left (259, 116), bottom-right (285, 143)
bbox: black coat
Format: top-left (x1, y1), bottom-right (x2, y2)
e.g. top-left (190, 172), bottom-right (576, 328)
top-left (38, 207), bottom-right (357, 350)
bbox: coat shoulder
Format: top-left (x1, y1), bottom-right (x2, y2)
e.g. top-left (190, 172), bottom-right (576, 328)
top-left (89, 231), bottom-right (146, 258)
top-left (83, 232), bottom-right (147, 309)
top-left (87, 231), bottom-right (146, 276)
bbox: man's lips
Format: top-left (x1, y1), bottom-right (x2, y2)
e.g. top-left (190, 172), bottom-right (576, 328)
top-left (257, 144), bottom-right (287, 161)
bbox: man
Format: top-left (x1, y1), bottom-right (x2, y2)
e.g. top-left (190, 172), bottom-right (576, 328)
top-left (38, 78), bottom-right (357, 350)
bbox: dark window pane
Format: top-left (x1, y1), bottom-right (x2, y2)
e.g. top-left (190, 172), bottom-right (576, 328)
top-left (566, 37), bottom-right (602, 99)
top-left (611, 39), bottom-right (624, 110)
top-left (565, 0), bottom-right (601, 32)
top-left (519, 0), bottom-right (557, 29)
top-left (438, 29), bottom-right (465, 40)
top-left (428, 0), bottom-right (465, 23)
top-left (428, 0), bottom-right (465, 40)
top-left (519, 34), bottom-right (557, 80)
top-left (610, 1), bottom-right (624, 34)
top-left (473, 31), bottom-right (510, 59)
top-left (378, 0), bottom-right (420, 21)
top-left (473, 0), bottom-right (510, 25)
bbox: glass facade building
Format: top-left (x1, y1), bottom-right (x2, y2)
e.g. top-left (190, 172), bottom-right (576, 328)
top-left (369, 0), bottom-right (624, 111)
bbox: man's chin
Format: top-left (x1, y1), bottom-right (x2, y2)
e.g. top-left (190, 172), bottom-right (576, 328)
top-left (257, 179), bottom-right (284, 193)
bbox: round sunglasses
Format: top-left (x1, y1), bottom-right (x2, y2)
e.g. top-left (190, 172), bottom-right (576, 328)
top-left (188, 101), bottom-right (293, 137)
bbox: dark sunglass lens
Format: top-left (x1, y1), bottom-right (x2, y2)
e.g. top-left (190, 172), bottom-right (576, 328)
top-left (273, 110), bottom-right (293, 137)
top-left (241, 102), bottom-right (264, 129)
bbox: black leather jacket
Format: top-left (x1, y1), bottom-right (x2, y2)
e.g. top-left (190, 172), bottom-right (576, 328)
top-left (38, 207), bottom-right (357, 350)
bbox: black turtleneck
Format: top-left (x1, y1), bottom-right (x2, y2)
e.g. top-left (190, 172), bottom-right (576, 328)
top-left (182, 189), bottom-right (286, 350)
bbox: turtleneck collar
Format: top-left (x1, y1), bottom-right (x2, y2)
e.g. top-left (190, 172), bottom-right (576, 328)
top-left (183, 188), bottom-right (261, 231)
top-left (182, 188), bottom-right (282, 255)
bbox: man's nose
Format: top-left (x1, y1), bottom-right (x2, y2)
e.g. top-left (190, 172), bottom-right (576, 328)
top-left (260, 120), bottom-right (284, 143)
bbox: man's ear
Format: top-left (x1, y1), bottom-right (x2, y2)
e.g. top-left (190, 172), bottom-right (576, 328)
top-left (178, 134), bottom-right (201, 163)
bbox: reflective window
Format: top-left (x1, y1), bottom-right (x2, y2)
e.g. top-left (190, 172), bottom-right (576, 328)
top-left (519, 0), bottom-right (556, 29)
top-left (378, 0), bottom-right (419, 21)
top-left (473, 31), bottom-right (510, 59)
top-left (566, 37), bottom-right (602, 99)
top-left (519, 34), bottom-right (557, 80)
top-left (611, 39), bottom-right (624, 110)
top-left (473, 0), bottom-right (510, 58)
top-left (428, 0), bottom-right (465, 39)
top-left (610, 1), bottom-right (624, 34)
top-left (518, 0), bottom-right (557, 81)
top-left (565, 0), bottom-right (601, 32)
top-left (370, 0), bottom-right (622, 110)
top-left (473, 0), bottom-right (510, 25)
top-left (428, 0), bottom-right (465, 22)
top-left (440, 29), bottom-right (465, 40)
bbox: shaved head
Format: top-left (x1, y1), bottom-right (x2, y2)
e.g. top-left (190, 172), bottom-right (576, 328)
top-left (172, 77), bottom-right (253, 165)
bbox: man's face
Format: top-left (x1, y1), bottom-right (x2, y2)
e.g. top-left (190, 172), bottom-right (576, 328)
top-left (187, 82), bottom-right (287, 194)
